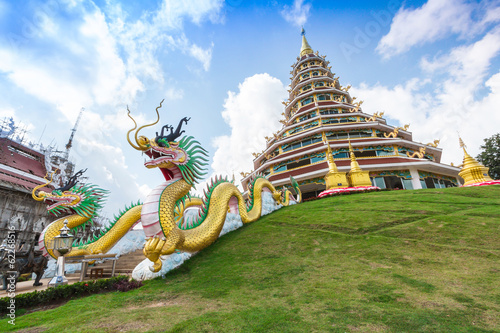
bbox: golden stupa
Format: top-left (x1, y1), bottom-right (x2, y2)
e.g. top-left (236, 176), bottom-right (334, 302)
top-left (458, 137), bottom-right (492, 186)
top-left (347, 141), bottom-right (372, 187)
top-left (324, 140), bottom-right (349, 189)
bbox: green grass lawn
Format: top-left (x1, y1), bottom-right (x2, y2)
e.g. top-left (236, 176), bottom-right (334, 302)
top-left (2, 186), bottom-right (500, 332)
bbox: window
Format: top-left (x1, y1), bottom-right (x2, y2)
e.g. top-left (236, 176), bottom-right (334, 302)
top-left (302, 84), bottom-right (311, 92)
top-left (333, 152), bottom-right (349, 158)
top-left (372, 177), bottom-right (386, 189)
top-left (302, 73), bottom-right (310, 79)
top-left (402, 179), bottom-right (414, 190)
top-left (287, 159), bottom-right (310, 170)
top-left (273, 165), bottom-right (286, 172)
top-left (320, 109), bottom-right (339, 115)
top-left (311, 156), bottom-right (324, 163)
top-left (376, 150), bottom-right (395, 157)
top-left (301, 97), bottom-right (313, 106)
top-left (317, 94), bottom-right (331, 101)
top-left (314, 82), bottom-right (325, 87)
top-left (312, 71), bottom-right (319, 76)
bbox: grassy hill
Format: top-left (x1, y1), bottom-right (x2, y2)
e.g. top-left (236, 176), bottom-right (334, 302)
top-left (3, 186), bottom-right (500, 332)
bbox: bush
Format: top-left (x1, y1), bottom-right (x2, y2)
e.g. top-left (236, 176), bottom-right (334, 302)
top-left (0, 275), bottom-right (140, 314)
top-left (113, 279), bottom-right (143, 292)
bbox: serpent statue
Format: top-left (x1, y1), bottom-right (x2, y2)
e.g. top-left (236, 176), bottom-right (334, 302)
top-left (32, 101), bottom-right (301, 274)
top-left (33, 171), bottom-right (142, 259)
top-left (128, 100), bottom-right (301, 272)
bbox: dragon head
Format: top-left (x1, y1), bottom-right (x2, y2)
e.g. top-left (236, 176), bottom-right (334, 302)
top-left (127, 101), bottom-right (208, 185)
top-left (32, 170), bottom-right (107, 218)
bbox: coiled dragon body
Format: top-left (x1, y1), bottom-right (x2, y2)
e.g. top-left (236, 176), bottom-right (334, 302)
top-left (128, 101), bottom-right (301, 272)
top-left (33, 101), bottom-right (301, 270)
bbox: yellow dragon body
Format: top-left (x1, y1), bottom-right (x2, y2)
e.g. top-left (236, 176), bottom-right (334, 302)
top-left (128, 101), bottom-right (301, 272)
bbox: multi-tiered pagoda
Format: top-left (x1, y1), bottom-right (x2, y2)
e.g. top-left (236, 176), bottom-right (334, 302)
top-left (241, 30), bottom-right (461, 199)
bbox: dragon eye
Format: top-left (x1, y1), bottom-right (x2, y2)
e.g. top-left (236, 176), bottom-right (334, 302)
top-left (156, 138), bottom-right (170, 148)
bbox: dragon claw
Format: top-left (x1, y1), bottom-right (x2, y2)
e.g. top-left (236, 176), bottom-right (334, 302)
top-left (143, 236), bottom-right (167, 272)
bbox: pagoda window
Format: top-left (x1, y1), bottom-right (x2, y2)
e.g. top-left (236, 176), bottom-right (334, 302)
top-left (303, 121), bottom-right (318, 130)
top-left (320, 108), bottom-right (338, 115)
top-left (301, 73), bottom-right (310, 79)
top-left (299, 112), bottom-right (314, 122)
top-left (286, 159), bottom-right (311, 170)
top-left (317, 94), bottom-right (331, 101)
top-left (312, 71), bottom-right (319, 77)
top-left (301, 97), bottom-right (313, 106)
top-left (333, 152), bottom-right (349, 158)
top-left (301, 138), bottom-right (312, 145)
top-left (376, 150), bottom-right (395, 157)
top-left (354, 151), bottom-right (377, 158)
top-left (302, 84), bottom-right (312, 92)
top-left (273, 164), bottom-right (286, 173)
top-left (311, 136), bottom-right (322, 143)
top-left (323, 118), bottom-right (338, 124)
top-left (311, 156), bottom-right (324, 163)
top-left (314, 82), bottom-right (325, 87)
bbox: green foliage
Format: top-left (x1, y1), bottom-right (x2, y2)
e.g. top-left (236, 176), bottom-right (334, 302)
top-left (477, 133), bottom-right (500, 179)
top-left (0, 275), bottom-right (134, 314)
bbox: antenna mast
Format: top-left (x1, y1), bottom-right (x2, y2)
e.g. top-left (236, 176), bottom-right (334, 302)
top-left (65, 107), bottom-right (84, 159)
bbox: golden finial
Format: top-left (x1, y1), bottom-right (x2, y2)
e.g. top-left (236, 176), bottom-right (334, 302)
top-left (300, 27), bottom-right (314, 56)
top-left (459, 135), bottom-right (466, 150)
top-left (325, 140), bottom-right (338, 172)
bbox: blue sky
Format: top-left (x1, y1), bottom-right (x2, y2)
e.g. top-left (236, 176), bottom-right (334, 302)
top-left (1, 0), bottom-right (499, 217)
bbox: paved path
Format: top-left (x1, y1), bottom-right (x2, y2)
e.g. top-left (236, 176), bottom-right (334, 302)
top-left (0, 275), bottom-right (101, 297)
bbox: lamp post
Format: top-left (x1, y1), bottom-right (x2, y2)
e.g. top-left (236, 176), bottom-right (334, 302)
top-left (48, 219), bottom-right (74, 288)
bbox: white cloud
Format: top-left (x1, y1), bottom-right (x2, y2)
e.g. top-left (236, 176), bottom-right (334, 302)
top-left (281, 0), bottom-right (311, 28)
top-left (210, 73), bottom-right (287, 186)
top-left (376, 0), bottom-right (493, 58)
top-left (189, 42), bottom-right (214, 71)
top-left (165, 87), bottom-right (184, 101)
top-left (154, 0), bottom-right (224, 28)
top-left (355, 28), bottom-right (500, 165)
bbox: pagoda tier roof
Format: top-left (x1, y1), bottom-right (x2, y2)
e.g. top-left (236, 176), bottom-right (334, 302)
top-left (267, 158), bottom-right (460, 187)
top-left (257, 126), bottom-right (422, 164)
top-left (0, 137), bottom-right (54, 193)
top-left (248, 137), bottom-right (444, 179)
top-left (275, 113), bottom-right (391, 137)
top-left (0, 137), bottom-right (47, 178)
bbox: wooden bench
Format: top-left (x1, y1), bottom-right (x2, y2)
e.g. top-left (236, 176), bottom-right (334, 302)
top-left (66, 253), bottom-right (118, 281)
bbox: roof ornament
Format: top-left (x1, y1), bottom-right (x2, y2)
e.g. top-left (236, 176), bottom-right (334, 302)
top-left (300, 27), bottom-right (314, 57)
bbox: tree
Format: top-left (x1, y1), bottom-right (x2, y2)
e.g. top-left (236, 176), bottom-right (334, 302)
top-left (476, 133), bottom-right (500, 180)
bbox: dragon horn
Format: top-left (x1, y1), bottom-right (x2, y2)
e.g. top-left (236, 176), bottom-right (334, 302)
top-left (126, 105), bottom-right (140, 150)
top-left (135, 99), bottom-right (164, 149)
top-left (32, 169), bottom-right (57, 201)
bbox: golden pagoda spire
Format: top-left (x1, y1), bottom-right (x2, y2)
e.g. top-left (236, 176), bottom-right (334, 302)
top-left (324, 139), bottom-right (348, 189)
top-left (300, 27), bottom-right (314, 57)
top-left (348, 140), bottom-right (362, 173)
top-left (458, 136), bottom-right (492, 186)
top-left (347, 139), bottom-right (372, 187)
top-left (325, 140), bottom-right (339, 172)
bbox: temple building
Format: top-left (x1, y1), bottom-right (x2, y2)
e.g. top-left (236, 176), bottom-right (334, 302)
top-left (0, 118), bottom-right (77, 248)
top-left (241, 30), bottom-right (462, 199)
